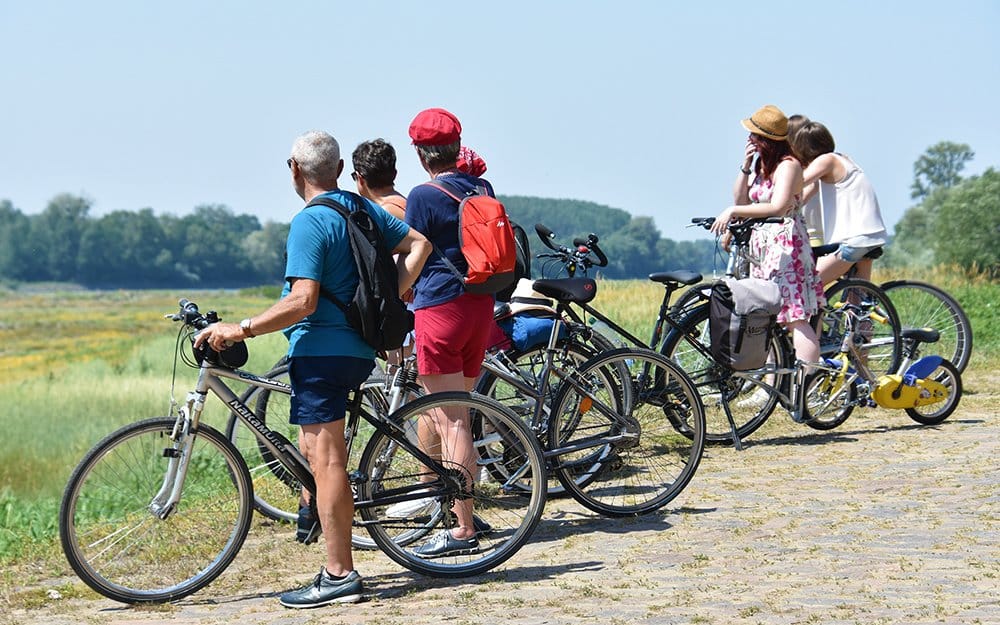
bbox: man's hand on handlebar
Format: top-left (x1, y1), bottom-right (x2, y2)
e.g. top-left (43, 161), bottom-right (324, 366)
top-left (193, 322), bottom-right (247, 352)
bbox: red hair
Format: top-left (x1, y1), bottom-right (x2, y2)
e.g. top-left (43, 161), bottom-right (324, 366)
top-left (750, 134), bottom-right (796, 181)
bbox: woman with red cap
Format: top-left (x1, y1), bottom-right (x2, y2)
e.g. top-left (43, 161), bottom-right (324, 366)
top-left (401, 108), bottom-right (497, 557)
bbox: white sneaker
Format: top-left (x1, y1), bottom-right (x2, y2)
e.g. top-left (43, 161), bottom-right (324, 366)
top-left (736, 388), bottom-right (771, 409)
top-left (385, 490), bottom-right (437, 518)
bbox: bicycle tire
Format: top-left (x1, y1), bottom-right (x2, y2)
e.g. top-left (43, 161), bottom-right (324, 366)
top-left (905, 358), bottom-right (962, 425)
top-left (821, 278), bottom-right (902, 376)
top-left (881, 280), bottom-right (973, 374)
top-left (548, 348), bottom-right (706, 517)
top-left (658, 303), bottom-right (787, 444)
top-left (358, 391), bottom-right (546, 578)
top-left (59, 418), bottom-right (253, 604)
top-left (475, 339), bottom-right (605, 496)
top-left (801, 368), bottom-right (856, 430)
top-left (669, 281), bottom-right (712, 316)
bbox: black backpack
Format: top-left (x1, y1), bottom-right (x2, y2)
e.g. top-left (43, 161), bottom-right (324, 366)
top-left (305, 194), bottom-right (413, 353)
top-left (495, 221), bottom-right (532, 303)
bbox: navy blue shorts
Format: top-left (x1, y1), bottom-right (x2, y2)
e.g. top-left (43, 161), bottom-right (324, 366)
top-left (288, 356), bottom-right (375, 426)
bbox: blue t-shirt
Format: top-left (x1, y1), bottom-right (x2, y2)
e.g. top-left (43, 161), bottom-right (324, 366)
top-left (405, 173), bottom-right (495, 309)
top-left (281, 190), bottom-right (409, 358)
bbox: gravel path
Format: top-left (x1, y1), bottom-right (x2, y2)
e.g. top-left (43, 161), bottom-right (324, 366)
top-left (8, 372), bottom-right (997, 625)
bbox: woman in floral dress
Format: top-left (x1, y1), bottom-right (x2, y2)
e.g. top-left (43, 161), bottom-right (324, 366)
top-left (711, 104), bottom-right (824, 366)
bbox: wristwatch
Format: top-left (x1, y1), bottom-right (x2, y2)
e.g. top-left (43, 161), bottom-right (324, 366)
top-left (239, 318), bottom-right (256, 338)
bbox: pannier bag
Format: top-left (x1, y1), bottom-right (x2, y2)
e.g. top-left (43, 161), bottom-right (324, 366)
top-left (709, 277), bottom-right (782, 371)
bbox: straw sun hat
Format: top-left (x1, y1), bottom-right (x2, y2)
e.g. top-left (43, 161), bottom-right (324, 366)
top-left (741, 104), bottom-right (788, 141)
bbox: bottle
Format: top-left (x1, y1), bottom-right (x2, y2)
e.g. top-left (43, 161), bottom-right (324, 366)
top-left (588, 317), bottom-right (624, 349)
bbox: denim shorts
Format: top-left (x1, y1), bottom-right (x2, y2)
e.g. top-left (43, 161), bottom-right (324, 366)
top-left (288, 356), bottom-right (375, 425)
top-left (838, 243), bottom-right (881, 263)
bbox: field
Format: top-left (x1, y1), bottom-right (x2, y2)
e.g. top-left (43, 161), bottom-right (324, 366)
top-left (0, 271), bottom-right (996, 623)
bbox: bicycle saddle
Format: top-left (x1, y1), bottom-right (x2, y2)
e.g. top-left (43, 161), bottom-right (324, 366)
top-left (648, 270), bottom-right (702, 286)
top-left (531, 278), bottom-right (598, 304)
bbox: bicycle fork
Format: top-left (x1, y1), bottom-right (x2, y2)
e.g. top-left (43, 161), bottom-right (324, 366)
top-left (148, 391), bottom-right (203, 519)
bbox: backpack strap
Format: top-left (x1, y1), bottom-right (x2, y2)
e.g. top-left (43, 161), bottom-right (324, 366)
top-left (301, 193), bottom-right (364, 314)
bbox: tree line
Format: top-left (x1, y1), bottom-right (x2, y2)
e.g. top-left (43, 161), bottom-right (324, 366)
top-left (0, 195), bottom-right (722, 289)
top-left (1, 141), bottom-right (995, 289)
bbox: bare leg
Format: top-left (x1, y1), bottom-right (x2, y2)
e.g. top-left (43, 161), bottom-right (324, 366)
top-left (420, 372), bottom-right (478, 540)
top-left (299, 420), bottom-right (354, 577)
top-left (785, 318), bottom-right (820, 367)
top-left (816, 254), bottom-right (856, 286)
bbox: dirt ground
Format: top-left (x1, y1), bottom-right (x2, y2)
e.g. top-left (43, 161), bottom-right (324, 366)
top-left (7, 371), bottom-right (998, 625)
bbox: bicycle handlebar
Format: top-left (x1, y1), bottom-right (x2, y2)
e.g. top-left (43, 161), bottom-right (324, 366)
top-left (533, 223), bottom-right (608, 275)
top-left (690, 216), bottom-right (784, 231)
top-left (167, 298), bottom-right (214, 330)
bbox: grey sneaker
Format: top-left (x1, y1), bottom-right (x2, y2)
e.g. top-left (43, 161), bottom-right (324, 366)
top-left (413, 530), bottom-right (479, 558)
top-left (279, 569), bottom-right (363, 608)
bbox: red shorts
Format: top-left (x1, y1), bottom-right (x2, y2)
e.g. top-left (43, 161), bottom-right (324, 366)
top-left (414, 293), bottom-right (495, 377)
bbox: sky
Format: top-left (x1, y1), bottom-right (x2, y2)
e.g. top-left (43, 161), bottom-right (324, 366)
top-left (2, 1), bottom-right (998, 243)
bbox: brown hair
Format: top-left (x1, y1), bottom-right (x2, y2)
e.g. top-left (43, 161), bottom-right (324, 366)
top-left (786, 114), bottom-right (811, 141)
top-left (789, 121), bottom-right (836, 166)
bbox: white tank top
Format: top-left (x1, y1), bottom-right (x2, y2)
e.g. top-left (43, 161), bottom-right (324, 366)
top-left (818, 153), bottom-right (888, 247)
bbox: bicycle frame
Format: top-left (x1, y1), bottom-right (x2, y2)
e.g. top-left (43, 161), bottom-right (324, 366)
top-left (158, 359), bottom-right (467, 519)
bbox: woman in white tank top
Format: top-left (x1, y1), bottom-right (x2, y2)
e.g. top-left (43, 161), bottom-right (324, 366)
top-left (790, 121), bottom-right (888, 285)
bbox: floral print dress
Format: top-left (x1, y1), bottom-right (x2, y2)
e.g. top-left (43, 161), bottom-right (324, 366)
top-left (747, 175), bottom-right (826, 324)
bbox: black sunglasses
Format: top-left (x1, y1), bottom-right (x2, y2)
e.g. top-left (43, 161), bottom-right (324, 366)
top-left (286, 158), bottom-right (294, 169)
top-left (350, 172), bottom-right (359, 181)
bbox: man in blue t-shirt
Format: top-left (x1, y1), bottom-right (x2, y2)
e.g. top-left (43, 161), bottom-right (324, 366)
top-left (195, 130), bottom-right (431, 608)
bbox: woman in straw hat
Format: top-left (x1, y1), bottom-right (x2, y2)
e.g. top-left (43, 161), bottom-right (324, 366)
top-left (711, 104), bottom-right (824, 369)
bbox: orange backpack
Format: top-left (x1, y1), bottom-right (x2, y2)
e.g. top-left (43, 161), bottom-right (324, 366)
top-left (425, 180), bottom-right (518, 295)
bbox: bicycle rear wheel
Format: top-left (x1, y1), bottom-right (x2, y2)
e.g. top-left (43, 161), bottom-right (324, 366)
top-left (59, 418), bottom-right (253, 604)
top-left (659, 303), bottom-right (787, 444)
top-left (821, 279), bottom-right (901, 376)
top-left (881, 280), bottom-right (972, 373)
top-left (905, 358), bottom-right (962, 425)
top-left (358, 392), bottom-right (546, 578)
top-left (548, 348), bottom-right (706, 517)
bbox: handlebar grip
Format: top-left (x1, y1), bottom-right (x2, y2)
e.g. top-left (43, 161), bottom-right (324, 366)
top-left (534, 223), bottom-right (559, 250)
top-left (591, 243), bottom-right (609, 267)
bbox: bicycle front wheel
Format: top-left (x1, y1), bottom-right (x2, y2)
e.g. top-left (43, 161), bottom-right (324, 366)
top-left (881, 280), bottom-right (973, 373)
top-left (821, 279), bottom-right (901, 376)
top-left (358, 392), bottom-right (546, 578)
top-left (548, 348), bottom-right (706, 517)
top-left (59, 418), bottom-right (253, 604)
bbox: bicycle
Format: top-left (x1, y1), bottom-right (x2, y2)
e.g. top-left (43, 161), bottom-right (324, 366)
top-left (801, 300), bottom-right (962, 426)
top-left (474, 277), bottom-right (707, 516)
top-left (58, 299), bottom-right (546, 604)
